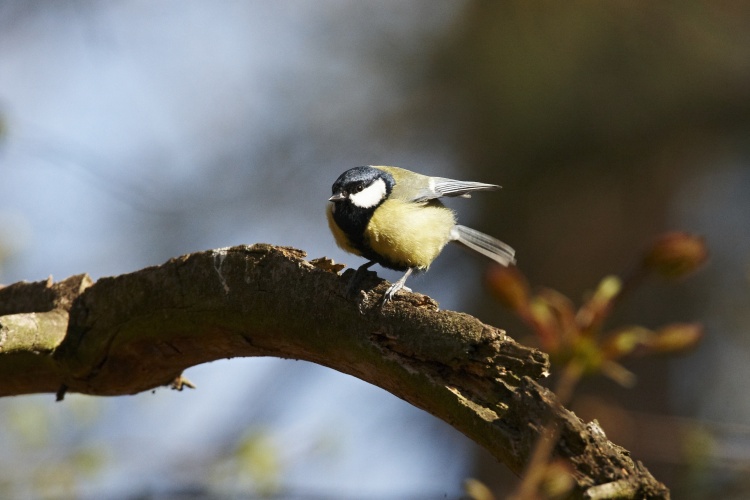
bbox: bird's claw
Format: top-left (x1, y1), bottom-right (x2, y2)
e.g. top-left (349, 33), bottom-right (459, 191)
top-left (381, 283), bottom-right (412, 305)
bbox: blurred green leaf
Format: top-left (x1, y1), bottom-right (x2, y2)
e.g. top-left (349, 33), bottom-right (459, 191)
top-left (464, 477), bottom-right (496, 500)
top-left (541, 459), bottom-right (576, 499)
top-left (649, 323), bottom-right (704, 355)
top-left (577, 275), bottom-right (622, 333)
top-left (602, 326), bottom-right (654, 359)
top-left (234, 429), bottom-right (281, 496)
top-left (600, 360), bottom-right (637, 388)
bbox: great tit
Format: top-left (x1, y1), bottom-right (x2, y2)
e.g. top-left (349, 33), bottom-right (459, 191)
top-left (327, 165), bottom-right (515, 303)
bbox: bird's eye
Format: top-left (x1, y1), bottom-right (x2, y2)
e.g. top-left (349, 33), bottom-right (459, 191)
top-left (354, 183), bottom-right (364, 193)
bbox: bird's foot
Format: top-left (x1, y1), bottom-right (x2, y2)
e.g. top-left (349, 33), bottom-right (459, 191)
top-left (381, 268), bottom-right (414, 305)
top-left (381, 282), bottom-right (412, 305)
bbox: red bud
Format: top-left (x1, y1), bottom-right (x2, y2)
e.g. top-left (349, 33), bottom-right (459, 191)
top-left (486, 264), bottom-right (531, 313)
top-left (643, 232), bottom-right (708, 279)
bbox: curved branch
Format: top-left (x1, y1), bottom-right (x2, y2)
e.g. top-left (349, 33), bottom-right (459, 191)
top-left (0, 244), bottom-right (668, 498)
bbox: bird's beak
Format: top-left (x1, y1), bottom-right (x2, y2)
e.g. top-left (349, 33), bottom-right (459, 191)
top-left (328, 192), bottom-right (346, 202)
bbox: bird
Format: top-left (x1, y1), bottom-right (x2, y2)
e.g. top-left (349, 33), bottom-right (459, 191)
top-left (327, 165), bottom-right (516, 304)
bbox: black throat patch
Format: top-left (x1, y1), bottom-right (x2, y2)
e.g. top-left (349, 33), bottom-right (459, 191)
top-left (330, 167), bottom-right (396, 265)
top-left (332, 200), bottom-right (376, 254)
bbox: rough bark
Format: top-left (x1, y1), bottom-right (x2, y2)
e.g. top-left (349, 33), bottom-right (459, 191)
top-left (0, 244), bottom-right (669, 498)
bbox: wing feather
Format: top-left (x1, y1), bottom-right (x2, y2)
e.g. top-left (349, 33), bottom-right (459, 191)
top-left (373, 166), bottom-right (500, 203)
top-left (430, 178), bottom-right (500, 199)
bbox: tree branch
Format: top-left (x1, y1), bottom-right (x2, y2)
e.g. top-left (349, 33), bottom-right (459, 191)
top-left (0, 244), bottom-right (668, 498)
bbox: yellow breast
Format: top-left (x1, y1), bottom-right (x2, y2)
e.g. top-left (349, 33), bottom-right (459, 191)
top-left (366, 199), bottom-right (456, 270)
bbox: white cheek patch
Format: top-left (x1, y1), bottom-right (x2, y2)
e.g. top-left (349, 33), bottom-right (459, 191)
top-left (350, 178), bottom-right (387, 208)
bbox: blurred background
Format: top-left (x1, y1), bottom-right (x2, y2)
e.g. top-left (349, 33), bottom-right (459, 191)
top-left (1, 1), bottom-right (749, 498)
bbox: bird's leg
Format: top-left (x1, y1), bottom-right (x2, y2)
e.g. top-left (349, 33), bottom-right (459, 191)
top-left (346, 261), bottom-right (376, 296)
top-left (382, 268), bottom-right (414, 305)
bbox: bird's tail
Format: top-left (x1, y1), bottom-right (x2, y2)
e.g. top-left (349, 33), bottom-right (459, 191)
top-left (450, 225), bottom-right (516, 266)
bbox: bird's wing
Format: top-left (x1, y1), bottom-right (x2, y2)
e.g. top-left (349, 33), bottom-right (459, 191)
top-left (407, 177), bottom-right (500, 202)
top-left (429, 178), bottom-right (500, 199)
top-left (375, 166), bottom-right (500, 203)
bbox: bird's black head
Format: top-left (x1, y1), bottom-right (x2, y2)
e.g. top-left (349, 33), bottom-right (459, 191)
top-left (329, 166), bottom-right (394, 209)
top-left (328, 166), bottom-right (395, 258)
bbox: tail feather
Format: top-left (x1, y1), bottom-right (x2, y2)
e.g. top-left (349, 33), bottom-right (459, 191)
top-left (451, 225), bottom-right (516, 266)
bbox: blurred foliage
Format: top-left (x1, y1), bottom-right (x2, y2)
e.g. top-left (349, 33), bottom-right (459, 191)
top-left (0, 396), bottom-right (107, 498)
top-left (642, 231), bottom-right (710, 279)
top-left (464, 477), bottom-right (496, 500)
top-left (0, 109), bottom-right (6, 142)
top-left (210, 428), bottom-right (282, 497)
top-left (489, 232), bottom-right (707, 498)
top-left (488, 232), bottom-right (706, 382)
top-left (680, 425), bottom-right (716, 495)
